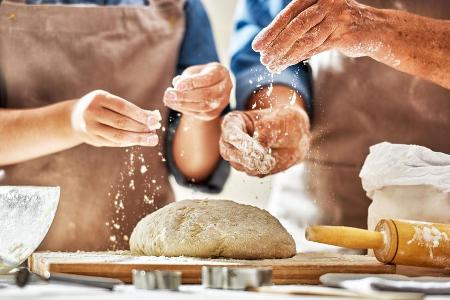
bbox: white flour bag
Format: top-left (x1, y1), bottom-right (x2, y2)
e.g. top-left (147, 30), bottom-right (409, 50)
top-left (359, 142), bottom-right (450, 230)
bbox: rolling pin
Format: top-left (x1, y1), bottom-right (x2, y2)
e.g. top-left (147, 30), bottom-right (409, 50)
top-left (305, 219), bottom-right (450, 268)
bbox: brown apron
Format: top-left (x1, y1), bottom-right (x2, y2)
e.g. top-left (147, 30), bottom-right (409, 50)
top-left (306, 0), bottom-right (450, 229)
top-left (0, 0), bottom-right (185, 250)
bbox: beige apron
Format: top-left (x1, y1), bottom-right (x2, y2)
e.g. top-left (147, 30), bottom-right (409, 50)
top-left (306, 0), bottom-right (450, 229)
top-left (0, 0), bottom-right (185, 250)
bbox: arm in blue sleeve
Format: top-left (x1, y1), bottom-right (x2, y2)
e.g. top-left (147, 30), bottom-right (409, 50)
top-left (230, 0), bottom-right (313, 117)
top-left (165, 0), bottom-right (230, 194)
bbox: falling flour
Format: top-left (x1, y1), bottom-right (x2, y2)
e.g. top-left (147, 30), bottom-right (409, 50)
top-left (107, 145), bottom-right (166, 249)
top-left (140, 165), bottom-right (148, 174)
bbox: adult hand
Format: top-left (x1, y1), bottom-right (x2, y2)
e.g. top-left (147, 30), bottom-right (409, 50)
top-left (71, 90), bottom-right (161, 147)
top-left (163, 62), bottom-right (232, 121)
top-left (219, 106), bottom-right (310, 177)
top-left (253, 0), bottom-right (375, 73)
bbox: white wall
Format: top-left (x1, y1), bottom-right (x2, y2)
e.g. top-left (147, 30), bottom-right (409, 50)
top-left (170, 0), bottom-right (273, 208)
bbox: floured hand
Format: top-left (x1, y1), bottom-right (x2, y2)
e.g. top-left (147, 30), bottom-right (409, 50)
top-left (253, 0), bottom-right (376, 73)
top-left (71, 90), bottom-right (161, 147)
top-left (220, 106), bottom-right (310, 177)
top-left (163, 62), bottom-right (231, 121)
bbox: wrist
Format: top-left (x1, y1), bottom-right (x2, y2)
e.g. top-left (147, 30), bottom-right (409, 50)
top-left (60, 99), bottom-right (83, 145)
top-left (343, 4), bottom-right (390, 58)
top-left (180, 112), bottom-right (221, 124)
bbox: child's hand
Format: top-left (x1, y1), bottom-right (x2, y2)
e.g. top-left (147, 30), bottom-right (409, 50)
top-left (71, 90), bottom-right (161, 147)
top-left (163, 62), bottom-right (231, 121)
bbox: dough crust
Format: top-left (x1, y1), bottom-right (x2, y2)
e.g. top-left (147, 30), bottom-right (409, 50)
top-left (130, 199), bottom-right (296, 259)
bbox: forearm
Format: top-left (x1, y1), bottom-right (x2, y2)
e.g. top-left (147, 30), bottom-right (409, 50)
top-left (172, 115), bottom-right (221, 182)
top-left (363, 6), bottom-right (450, 88)
top-left (0, 101), bottom-right (80, 166)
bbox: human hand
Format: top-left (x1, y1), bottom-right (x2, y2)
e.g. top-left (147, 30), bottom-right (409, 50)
top-left (253, 0), bottom-right (376, 73)
top-left (70, 90), bottom-right (161, 147)
top-left (219, 106), bottom-right (310, 177)
top-left (163, 62), bottom-right (232, 121)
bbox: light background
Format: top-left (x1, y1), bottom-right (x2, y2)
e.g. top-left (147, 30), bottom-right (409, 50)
top-left (170, 0), bottom-right (273, 208)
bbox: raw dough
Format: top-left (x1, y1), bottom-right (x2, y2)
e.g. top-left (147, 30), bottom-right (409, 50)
top-left (130, 199), bottom-right (296, 259)
top-left (359, 142), bottom-right (450, 230)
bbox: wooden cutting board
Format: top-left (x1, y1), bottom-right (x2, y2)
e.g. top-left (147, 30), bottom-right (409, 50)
top-left (29, 251), bottom-right (395, 284)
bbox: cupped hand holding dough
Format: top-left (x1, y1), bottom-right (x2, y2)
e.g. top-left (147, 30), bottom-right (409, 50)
top-left (130, 199), bottom-right (296, 259)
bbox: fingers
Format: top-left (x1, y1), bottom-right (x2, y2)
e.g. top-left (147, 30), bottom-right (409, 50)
top-left (88, 106), bottom-right (152, 133)
top-left (260, 3), bottom-right (326, 66)
top-left (174, 63), bottom-right (227, 91)
top-left (164, 80), bottom-right (227, 111)
top-left (91, 123), bottom-right (159, 147)
top-left (267, 20), bottom-right (336, 72)
top-left (96, 92), bottom-right (152, 127)
top-left (165, 63), bottom-right (231, 121)
top-left (73, 90), bottom-right (162, 148)
top-left (220, 113), bottom-right (276, 175)
top-left (252, 0), bottom-right (318, 51)
top-left (219, 137), bottom-right (274, 177)
top-left (83, 134), bottom-right (120, 148)
top-left (171, 65), bottom-right (205, 87)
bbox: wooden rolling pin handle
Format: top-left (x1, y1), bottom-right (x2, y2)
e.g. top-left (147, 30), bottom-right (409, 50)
top-left (305, 226), bottom-right (385, 250)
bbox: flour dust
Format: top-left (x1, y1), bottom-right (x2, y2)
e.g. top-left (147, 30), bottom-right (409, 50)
top-left (107, 147), bottom-right (166, 250)
top-left (407, 224), bottom-right (449, 259)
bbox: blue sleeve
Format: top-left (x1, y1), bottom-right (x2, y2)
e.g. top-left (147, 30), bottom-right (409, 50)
top-left (230, 0), bottom-right (313, 116)
top-left (165, 0), bottom-right (230, 194)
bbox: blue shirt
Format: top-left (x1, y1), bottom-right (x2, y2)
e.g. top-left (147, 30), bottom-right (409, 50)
top-left (20, 0), bottom-right (230, 193)
top-left (231, 0), bottom-right (313, 116)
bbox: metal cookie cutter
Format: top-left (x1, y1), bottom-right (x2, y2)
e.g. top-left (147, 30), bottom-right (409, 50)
top-left (202, 266), bottom-right (272, 290)
top-left (132, 270), bottom-right (181, 291)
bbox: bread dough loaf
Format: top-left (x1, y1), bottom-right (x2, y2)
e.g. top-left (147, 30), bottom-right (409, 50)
top-left (130, 199), bottom-right (296, 259)
top-left (359, 142), bottom-right (450, 230)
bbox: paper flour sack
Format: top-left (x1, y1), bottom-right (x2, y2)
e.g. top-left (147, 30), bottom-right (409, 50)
top-left (359, 142), bottom-right (450, 230)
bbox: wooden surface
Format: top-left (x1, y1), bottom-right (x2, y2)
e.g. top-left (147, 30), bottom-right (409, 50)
top-left (29, 251), bottom-right (395, 284)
